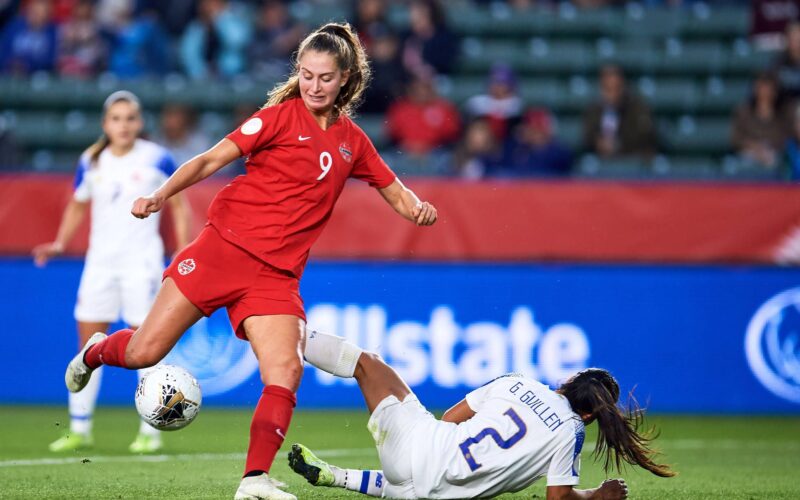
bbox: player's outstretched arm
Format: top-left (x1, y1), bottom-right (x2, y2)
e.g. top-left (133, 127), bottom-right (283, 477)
top-left (378, 178), bottom-right (437, 226)
top-left (547, 479), bottom-right (628, 500)
top-left (132, 138), bottom-right (241, 219)
top-left (32, 199), bottom-right (89, 267)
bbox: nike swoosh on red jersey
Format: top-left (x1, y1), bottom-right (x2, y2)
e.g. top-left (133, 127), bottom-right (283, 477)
top-left (298, 135), bottom-right (311, 141)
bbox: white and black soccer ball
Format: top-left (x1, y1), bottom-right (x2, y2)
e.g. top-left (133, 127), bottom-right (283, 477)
top-left (135, 364), bottom-right (202, 431)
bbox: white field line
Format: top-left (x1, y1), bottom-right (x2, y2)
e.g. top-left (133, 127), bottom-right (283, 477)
top-left (0, 447), bottom-right (375, 468)
top-left (2, 439), bottom-right (799, 469)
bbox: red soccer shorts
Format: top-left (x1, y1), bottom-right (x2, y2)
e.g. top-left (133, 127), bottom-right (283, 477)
top-left (164, 224), bottom-right (305, 339)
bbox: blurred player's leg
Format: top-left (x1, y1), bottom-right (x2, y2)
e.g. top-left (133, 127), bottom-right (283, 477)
top-left (129, 364), bottom-right (163, 454)
top-left (52, 321), bottom-right (108, 450)
top-left (121, 270), bottom-right (165, 452)
top-left (288, 443), bottom-right (385, 497)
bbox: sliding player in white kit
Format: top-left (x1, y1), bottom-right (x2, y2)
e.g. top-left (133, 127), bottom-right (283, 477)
top-left (33, 91), bottom-right (190, 453)
top-left (290, 331), bottom-right (674, 499)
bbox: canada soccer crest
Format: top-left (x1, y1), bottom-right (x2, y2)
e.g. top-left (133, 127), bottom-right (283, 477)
top-left (338, 143), bottom-right (352, 163)
top-left (178, 258), bottom-right (196, 275)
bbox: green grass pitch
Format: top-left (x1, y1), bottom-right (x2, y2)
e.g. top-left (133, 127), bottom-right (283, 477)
top-left (1, 406), bottom-right (799, 499)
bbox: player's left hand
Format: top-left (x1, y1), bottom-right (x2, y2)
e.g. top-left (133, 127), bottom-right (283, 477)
top-left (597, 478), bottom-right (628, 499)
top-left (412, 201), bottom-right (437, 226)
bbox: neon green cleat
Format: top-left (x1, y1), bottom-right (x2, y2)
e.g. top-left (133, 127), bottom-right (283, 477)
top-left (287, 443), bottom-right (335, 487)
top-left (49, 432), bottom-right (93, 452)
top-left (128, 434), bottom-right (163, 454)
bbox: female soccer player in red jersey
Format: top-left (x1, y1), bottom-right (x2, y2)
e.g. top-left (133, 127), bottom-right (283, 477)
top-left (64, 22), bottom-right (438, 500)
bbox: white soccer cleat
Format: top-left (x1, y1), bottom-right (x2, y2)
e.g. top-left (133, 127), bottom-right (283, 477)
top-left (65, 332), bottom-right (106, 393)
top-left (234, 474), bottom-right (296, 500)
top-left (268, 477), bottom-right (288, 490)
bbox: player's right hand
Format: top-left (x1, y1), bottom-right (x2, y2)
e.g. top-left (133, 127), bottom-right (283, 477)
top-left (596, 478), bottom-right (628, 499)
top-left (131, 194), bottom-right (164, 219)
top-left (32, 241), bottom-right (64, 267)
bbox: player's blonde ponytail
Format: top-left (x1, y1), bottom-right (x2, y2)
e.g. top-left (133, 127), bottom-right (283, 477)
top-left (264, 22), bottom-right (371, 119)
top-left (559, 368), bottom-right (676, 478)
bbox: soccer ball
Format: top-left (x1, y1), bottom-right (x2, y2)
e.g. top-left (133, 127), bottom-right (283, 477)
top-left (135, 364), bottom-right (202, 431)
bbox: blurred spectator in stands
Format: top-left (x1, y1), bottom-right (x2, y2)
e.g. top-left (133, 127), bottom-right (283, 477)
top-left (386, 73), bottom-right (461, 156)
top-left (103, 6), bottom-right (169, 78)
top-left (361, 24), bottom-right (407, 113)
top-left (573, 0), bottom-right (619, 8)
top-left (141, 0), bottom-right (197, 38)
top-left (465, 63), bottom-right (524, 142)
top-left (507, 0), bottom-right (535, 9)
top-left (154, 104), bottom-right (211, 167)
top-left (498, 108), bottom-right (573, 177)
top-left (0, 0), bottom-right (58, 75)
top-left (180, 0), bottom-right (252, 80)
top-left (774, 21), bottom-right (800, 98)
top-left (582, 64), bottom-right (657, 160)
top-left (96, 0), bottom-right (133, 28)
top-left (0, 0), bottom-right (21, 32)
top-left (732, 71), bottom-right (790, 170)
top-left (784, 102), bottom-right (800, 179)
top-left (0, 115), bottom-right (21, 170)
top-left (249, 0), bottom-right (304, 81)
top-left (222, 103), bottom-right (256, 176)
top-left (353, 0), bottom-right (389, 51)
top-left (402, 0), bottom-right (458, 78)
top-left (58, 0), bottom-right (106, 78)
top-left (453, 118), bottom-right (504, 179)
top-left (751, 0), bottom-right (800, 51)
top-left (49, 0), bottom-right (80, 23)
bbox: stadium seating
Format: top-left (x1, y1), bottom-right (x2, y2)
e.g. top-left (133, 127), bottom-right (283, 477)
top-left (0, 4), bottom-right (769, 178)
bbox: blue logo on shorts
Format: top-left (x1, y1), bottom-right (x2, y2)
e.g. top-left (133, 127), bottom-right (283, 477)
top-left (164, 311), bottom-right (259, 396)
top-left (745, 288), bottom-right (800, 404)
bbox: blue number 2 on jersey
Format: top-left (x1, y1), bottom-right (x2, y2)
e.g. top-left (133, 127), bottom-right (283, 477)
top-left (459, 408), bottom-right (527, 471)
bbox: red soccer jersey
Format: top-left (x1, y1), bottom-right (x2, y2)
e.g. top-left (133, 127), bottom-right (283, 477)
top-left (208, 97), bottom-right (397, 277)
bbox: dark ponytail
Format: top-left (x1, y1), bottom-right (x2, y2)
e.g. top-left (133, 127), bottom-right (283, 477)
top-left (86, 135), bottom-right (110, 167)
top-left (559, 368), bottom-right (676, 478)
top-left (264, 22), bottom-right (371, 119)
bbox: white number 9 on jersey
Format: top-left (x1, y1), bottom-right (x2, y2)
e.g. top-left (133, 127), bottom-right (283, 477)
top-left (317, 152), bottom-right (332, 180)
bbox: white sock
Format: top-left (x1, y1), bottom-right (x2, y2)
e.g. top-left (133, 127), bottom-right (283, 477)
top-left (304, 330), bottom-right (363, 378)
top-left (336, 467), bottom-right (385, 497)
top-left (69, 365), bottom-right (102, 435)
top-left (137, 418), bottom-right (161, 437)
top-left (136, 368), bottom-right (161, 438)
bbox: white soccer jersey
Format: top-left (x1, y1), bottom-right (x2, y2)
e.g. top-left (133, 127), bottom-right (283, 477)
top-left (409, 375), bottom-right (585, 499)
top-left (73, 138), bottom-right (176, 269)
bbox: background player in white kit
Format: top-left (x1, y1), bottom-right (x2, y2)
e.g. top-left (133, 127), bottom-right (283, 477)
top-left (33, 91), bottom-right (191, 453)
top-left (290, 330), bottom-right (675, 499)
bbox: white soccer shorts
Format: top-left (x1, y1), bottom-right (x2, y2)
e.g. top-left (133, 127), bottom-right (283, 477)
top-left (74, 264), bottom-right (161, 326)
top-left (367, 393), bottom-right (436, 499)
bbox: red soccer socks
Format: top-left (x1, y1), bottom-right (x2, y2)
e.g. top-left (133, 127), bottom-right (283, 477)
top-left (244, 385), bottom-right (297, 476)
top-left (83, 328), bottom-right (133, 369)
